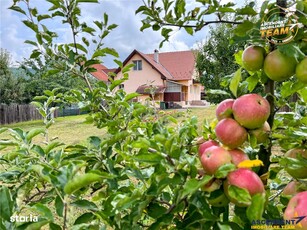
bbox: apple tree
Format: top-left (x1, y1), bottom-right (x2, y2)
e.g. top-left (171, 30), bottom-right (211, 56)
top-left (137, 0), bottom-right (307, 226)
top-left (0, 0), bottom-right (306, 229)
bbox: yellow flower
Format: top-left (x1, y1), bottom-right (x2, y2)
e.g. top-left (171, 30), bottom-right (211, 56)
top-left (237, 159), bottom-right (264, 169)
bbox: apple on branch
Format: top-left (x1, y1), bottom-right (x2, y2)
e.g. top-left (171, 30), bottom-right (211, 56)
top-left (264, 49), bottom-right (297, 82)
top-left (215, 98), bottom-right (235, 121)
top-left (200, 146), bottom-right (232, 175)
top-left (215, 118), bottom-right (248, 149)
top-left (232, 94), bottom-right (270, 130)
top-left (242, 45), bottom-right (266, 71)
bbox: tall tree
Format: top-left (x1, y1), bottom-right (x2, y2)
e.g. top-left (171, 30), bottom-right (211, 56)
top-left (20, 57), bottom-right (89, 104)
top-left (196, 24), bottom-right (244, 103)
top-left (0, 48), bottom-right (25, 104)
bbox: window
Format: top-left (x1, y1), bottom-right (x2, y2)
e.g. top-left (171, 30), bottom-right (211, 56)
top-left (133, 60), bottom-right (142, 71)
top-left (165, 81), bottom-right (181, 92)
top-left (119, 84), bottom-right (124, 89)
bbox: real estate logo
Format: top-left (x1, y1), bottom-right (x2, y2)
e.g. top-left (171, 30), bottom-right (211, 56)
top-left (251, 215), bottom-right (306, 229)
top-left (260, 7), bottom-right (299, 45)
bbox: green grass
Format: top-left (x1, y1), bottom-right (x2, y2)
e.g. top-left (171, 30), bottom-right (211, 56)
top-left (187, 106), bottom-right (216, 122)
top-left (0, 114), bottom-right (105, 145)
top-left (0, 107), bottom-right (216, 145)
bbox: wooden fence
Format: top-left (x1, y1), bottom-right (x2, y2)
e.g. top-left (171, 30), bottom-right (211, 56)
top-left (0, 104), bottom-right (42, 125)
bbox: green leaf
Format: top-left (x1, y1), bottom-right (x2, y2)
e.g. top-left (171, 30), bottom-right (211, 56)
top-left (22, 20), bottom-right (38, 32)
top-left (175, 0), bottom-right (186, 17)
top-left (228, 185), bottom-right (251, 206)
top-left (217, 222), bottom-right (233, 230)
top-left (74, 212), bottom-right (95, 225)
top-left (152, 24), bottom-right (161, 31)
top-left (46, 69), bottom-right (61, 76)
top-left (9, 5), bottom-right (26, 15)
top-left (30, 50), bottom-right (41, 59)
top-left (64, 173), bottom-right (104, 194)
top-left (92, 48), bottom-right (119, 59)
top-left (71, 200), bottom-right (98, 211)
top-left (230, 68), bottom-right (241, 97)
top-left (0, 186), bottom-right (14, 221)
top-left (214, 164), bottom-right (236, 179)
top-left (68, 43), bottom-right (87, 54)
top-left (246, 193), bottom-right (266, 222)
top-left (25, 40), bottom-right (37, 46)
top-left (32, 203), bottom-right (54, 221)
top-left (49, 223), bottom-right (62, 230)
top-left (37, 14), bottom-right (51, 22)
top-left (44, 142), bottom-right (64, 154)
top-left (24, 220), bottom-right (50, 230)
top-left (233, 20), bottom-right (254, 37)
top-left (281, 81), bottom-right (305, 98)
top-left (124, 92), bottom-right (139, 101)
top-left (278, 44), bottom-right (305, 62)
top-left (0, 128), bottom-right (7, 134)
top-left (298, 87), bottom-right (307, 102)
top-left (181, 175), bottom-right (212, 198)
top-left (0, 140), bottom-right (18, 146)
top-left (147, 203), bottom-right (168, 219)
top-left (55, 196), bottom-right (64, 217)
top-left (133, 152), bottom-right (164, 163)
top-left (246, 73), bottom-right (259, 92)
top-left (26, 128), bottom-right (45, 143)
top-left (236, 5), bottom-right (257, 16)
top-left (185, 27), bottom-right (193, 35)
top-left (234, 50), bottom-right (243, 66)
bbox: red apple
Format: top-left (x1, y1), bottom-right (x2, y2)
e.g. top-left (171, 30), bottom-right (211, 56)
top-left (215, 99), bottom-right (235, 121)
top-left (285, 148), bottom-right (307, 179)
top-left (198, 140), bottom-right (219, 158)
top-left (284, 191), bottom-right (307, 229)
top-left (200, 146), bottom-right (232, 175)
top-left (224, 168), bottom-right (265, 206)
top-left (249, 121), bottom-right (271, 144)
top-left (229, 149), bottom-right (250, 166)
top-left (215, 118), bottom-right (248, 149)
top-left (242, 45), bottom-right (266, 71)
top-left (232, 94), bottom-right (270, 129)
top-left (296, 57), bottom-right (307, 83)
top-left (264, 49), bottom-right (297, 81)
top-left (283, 181), bottom-right (301, 196)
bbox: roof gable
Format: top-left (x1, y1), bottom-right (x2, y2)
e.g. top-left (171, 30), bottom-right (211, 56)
top-left (147, 50), bottom-right (195, 80)
top-left (90, 64), bottom-right (110, 81)
top-left (115, 49), bottom-right (196, 81)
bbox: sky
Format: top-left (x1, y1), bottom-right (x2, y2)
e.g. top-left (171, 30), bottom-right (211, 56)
top-left (0, 0), bottom-right (234, 68)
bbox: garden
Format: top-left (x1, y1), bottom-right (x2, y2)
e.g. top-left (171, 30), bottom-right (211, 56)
top-left (0, 0), bottom-right (307, 229)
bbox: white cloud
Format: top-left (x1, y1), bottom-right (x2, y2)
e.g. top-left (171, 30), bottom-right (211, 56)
top-left (0, 0), bottom-right (209, 67)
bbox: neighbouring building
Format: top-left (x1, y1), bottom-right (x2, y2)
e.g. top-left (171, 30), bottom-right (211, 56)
top-left (90, 64), bottom-right (116, 82)
top-left (114, 49), bottom-right (203, 107)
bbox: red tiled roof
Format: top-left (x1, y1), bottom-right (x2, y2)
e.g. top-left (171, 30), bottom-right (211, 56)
top-left (147, 50), bottom-right (195, 80)
top-left (90, 64), bottom-right (110, 82)
top-left (115, 50), bottom-right (196, 81)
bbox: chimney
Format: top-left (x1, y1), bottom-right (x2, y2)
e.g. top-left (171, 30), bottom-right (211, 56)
top-left (154, 49), bottom-right (159, 63)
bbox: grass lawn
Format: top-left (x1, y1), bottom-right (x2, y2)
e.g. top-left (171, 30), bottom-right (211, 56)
top-left (0, 107), bottom-right (216, 145)
top-left (0, 114), bottom-right (105, 145)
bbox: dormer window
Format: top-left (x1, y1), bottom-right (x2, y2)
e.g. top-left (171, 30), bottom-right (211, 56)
top-left (133, 60), bottom-right (142, 71)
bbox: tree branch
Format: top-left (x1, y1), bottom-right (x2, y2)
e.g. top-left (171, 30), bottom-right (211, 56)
top-left (160, 19), bottom-right (242, 30)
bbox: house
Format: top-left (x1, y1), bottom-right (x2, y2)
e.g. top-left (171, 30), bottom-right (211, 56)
top-left (114, 49), bottom-right (203, 107)
top-left (90, 64), bottom-right (116, 82)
